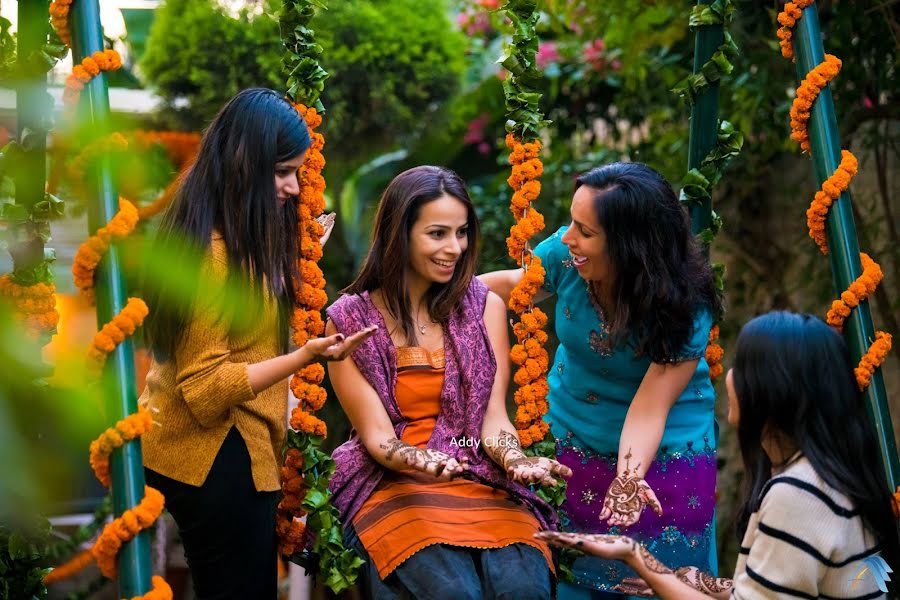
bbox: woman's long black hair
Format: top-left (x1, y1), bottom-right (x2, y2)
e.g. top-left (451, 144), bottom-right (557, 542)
top-left (733, 311), bottom-right (900, 574)
top-left (144, 88), bottom-right (311, 360)
top-left (342, 166), bottom-right (480, 346)
top-left (576, 162), bottom-right (722, 362)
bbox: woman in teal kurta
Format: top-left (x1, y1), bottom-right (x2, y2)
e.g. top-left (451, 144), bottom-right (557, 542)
top-left (482, 162), bottom-right (721, 598)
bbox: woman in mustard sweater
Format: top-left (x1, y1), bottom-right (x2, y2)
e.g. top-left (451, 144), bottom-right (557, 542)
top-left (139, 88), bottom-right (374, 599)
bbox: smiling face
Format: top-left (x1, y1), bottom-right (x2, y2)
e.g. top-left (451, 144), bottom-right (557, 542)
top-left (406, 194), bottom-right (470, 289)
top-left (274, 153), bottom-right (305, 207)
top-left (560, 184), bottom-right (613, 284)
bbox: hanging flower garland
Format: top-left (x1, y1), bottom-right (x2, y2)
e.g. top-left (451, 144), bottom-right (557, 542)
top-left (498, 0), bottom-right (552, 451)
top-left (777, 1), bottom-right (892, 391)
top-left (275, 2), bottom-right (363, 590)
top-left (504, 133), bottom-right (550, 447)
top-left (676, 1), bottom-right (741, 384)
top-left (0, 275), bottom-right (59, 339)
top-left (706, 326), bottom-right (724, 380)
top-left (286, 103), bottom-right (328, 440)
top-left (49, 0), bottom-right (74, 47)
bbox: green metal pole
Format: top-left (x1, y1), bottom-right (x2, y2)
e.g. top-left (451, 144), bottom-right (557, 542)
top-left (69, 0), bottom-right (152, 594)
top-left (793, 5), bottom-right (900, 490)
top-left (15, 0), bottom-right (49, 215)
top-left (687, 0), bottom-right (723, 237)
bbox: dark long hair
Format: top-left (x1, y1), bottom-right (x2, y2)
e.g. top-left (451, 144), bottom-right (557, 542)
top-left (576, 162), bottom-right (722, 362)
top-left (342, 165), bottom-right (479, 345)
top-left (733, 311), bottom-right (900, 574)
top-left (144, 88), bottom-right (311, 360)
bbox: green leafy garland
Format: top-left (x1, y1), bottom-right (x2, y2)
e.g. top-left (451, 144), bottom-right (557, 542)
top-left (677, 0), bottom-right (743, 303)
top-left (498, 0), bottom-right (577, 580)
top-left (278, 1), bottom-right (363, 594)
top-left (498, 0), bottom-right (549, 142)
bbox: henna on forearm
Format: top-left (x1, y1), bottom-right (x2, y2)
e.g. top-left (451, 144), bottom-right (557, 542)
top-left (637, 544), bottom-right (673, 575)
top-left (674, 566), bottom-right (733, 596)
top-left (379, 437), bottom-right (449, 477)
top-left (484, 429), bottom-right (528, 469)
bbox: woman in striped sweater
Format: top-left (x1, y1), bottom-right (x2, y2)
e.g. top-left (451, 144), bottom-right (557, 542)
top-left (538, 311), bottom-right (899, 599)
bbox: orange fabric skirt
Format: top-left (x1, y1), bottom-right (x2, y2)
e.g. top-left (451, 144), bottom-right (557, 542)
top-left (352, 347), bottom-right (552, 579)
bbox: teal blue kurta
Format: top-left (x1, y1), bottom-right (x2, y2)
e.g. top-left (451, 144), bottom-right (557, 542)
top-left (535, 226), bottom-right (718, 597)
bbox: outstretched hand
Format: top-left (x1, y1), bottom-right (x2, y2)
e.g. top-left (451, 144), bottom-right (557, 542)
top-left (316, 212), bottom-right (337, 247)
top-left (507, 456), bottom-right (573, 487)
top-left (380, 438), bottom-right (469, 481)
top-left (534, 531), bottom-right (638, 561)
top-left (598, 472), bottom-right (663, 528)
top-left (304, 325), bottom-right (378, 362)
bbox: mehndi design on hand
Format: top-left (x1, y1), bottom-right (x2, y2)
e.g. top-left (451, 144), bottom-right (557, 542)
top-left (380, 437), bottom-right (466, 479)
top-left (599, 450), bottom-right (663, 527)
top-left (484, 430), bottom-right (572, 487)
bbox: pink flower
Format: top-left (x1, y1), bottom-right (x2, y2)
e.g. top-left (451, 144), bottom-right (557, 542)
top-left (863, 96), bottom-right (874, 109)
top-left (464, 113), bottom-right (490, 145)
top-left (536, 41), bottom-right (561, 69)
top-left (583, 39), bottom-right (606, 71)
top-left (464, 12), bottom-right (491, 35)
top-left (497, 69), bottom-right (508, 81)
top-left (478, 141), bottom-right (492, 155)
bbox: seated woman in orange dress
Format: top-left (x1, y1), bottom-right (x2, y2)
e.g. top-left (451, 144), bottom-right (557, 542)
top-left (326, 165), bottom-right (572, 600)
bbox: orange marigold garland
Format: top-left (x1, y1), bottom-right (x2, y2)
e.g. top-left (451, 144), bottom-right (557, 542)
top-left (706, 325), bottom-right (724, 381)
top-left (777, 1), bottom-right (892, 392)
top-left (287, 103), bottom-right (328, 440)
top-left (73, 198), bottom-right (140, 302)
top-left (278, 103), bottom-right (329, 558)
top-left (805, 150), bottom-right (857, 254)
top-left (63, 49), bottom-right (122, 111)
top-left (789, 54), bottom-right (841, 153)
top-left (776, 0), bottom-right (815, 60)
top-left (42, 549), bottom-right (94, 585)
top-left (0, 275), bottom-right (60, 338)
top-left (85, 297), bottom-right (148, 378)
top-left (505, 131), bottom-right (550, 448)
top-left (49, 0), bottom-right (74, 47)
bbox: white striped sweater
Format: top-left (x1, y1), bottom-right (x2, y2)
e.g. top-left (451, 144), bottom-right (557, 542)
top-left (732, 456), bottom-right (888, 599)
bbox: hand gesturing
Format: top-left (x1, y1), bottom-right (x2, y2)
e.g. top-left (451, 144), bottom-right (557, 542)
top-left (598, 472), bottom-right (663, 528)
top-left (380, 438), bottom-right (468, 481)
top-left (507, 456), bottom-right (573, 487)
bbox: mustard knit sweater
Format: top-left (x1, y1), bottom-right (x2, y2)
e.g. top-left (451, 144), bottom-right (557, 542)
top-left (140, 233), bottom-right (286, 492)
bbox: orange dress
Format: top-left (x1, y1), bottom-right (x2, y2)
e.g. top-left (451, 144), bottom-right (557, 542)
top-left (351, 346), bottom-right (553, 579)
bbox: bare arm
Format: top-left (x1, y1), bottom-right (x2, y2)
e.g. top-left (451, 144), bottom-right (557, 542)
top-left (536, 533), bottom-right (732, 600)
top-left (600, 359), bottom-right (699, 527)
top-left (325, 320), bottom-right (466, 480)
top-left (478, 269), bottom-right (552, 306)
top-left (480, 292), bottom-right (571, 486)
top-left (247, 327), bottom-right (376, 394)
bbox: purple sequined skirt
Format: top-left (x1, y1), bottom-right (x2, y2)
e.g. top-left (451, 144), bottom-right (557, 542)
top-left (557, 442), bottom-right (717, 593)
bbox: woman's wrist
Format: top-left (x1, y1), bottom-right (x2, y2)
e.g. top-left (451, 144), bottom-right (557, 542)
top-left (292, 345), bottom-right (313, 369)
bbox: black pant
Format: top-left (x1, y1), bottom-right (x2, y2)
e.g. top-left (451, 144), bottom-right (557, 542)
top-left (145, 428), bottom-right (278, 600)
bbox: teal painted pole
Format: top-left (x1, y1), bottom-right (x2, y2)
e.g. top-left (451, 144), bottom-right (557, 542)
top-left (14, 0), bottom-right (49, 215)
top-left (793, 5), bottom-right (900, 490)
top-left (69, 0), bottom-right (152, 594)
top-left (687, 0), bottom-right (723, 237)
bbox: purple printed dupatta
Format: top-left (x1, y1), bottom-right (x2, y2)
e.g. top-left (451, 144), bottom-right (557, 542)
top-left (325, 278), bottom-right (558, 531)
